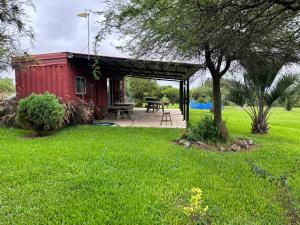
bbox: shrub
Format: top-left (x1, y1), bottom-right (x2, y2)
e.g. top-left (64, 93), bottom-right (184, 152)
top-left (61, 98), bottom-right (93, 125)
top-left (134, 101), bottom-right (144, 107)
top-left (0, 97), bottom-right (18, 127)
top-left (17, 93), bottom-right (65, 136)
top-left (188, 115), bottom-right (225, 143)
top-left (161, 95), bottom-right (169, 103)
top-left (183, 187), bottom-right (210, 224)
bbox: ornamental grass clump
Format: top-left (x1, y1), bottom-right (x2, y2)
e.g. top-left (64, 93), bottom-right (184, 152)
top-left (0, 97), bottom-right (18, 127)
top-left (183, 187), bottom-right (210, 224)
top-left (17, 93), bottom-right (65, 136)
top-left (60, 97), bottom-right (93, 126)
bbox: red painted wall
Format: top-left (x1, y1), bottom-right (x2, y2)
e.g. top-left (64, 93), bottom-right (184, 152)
top-left (96, 77), bottom-right (108, 107)
top-left (15, 53), bottom-right (70, 99)
top-left (15, 52), bottom-right (109, 108)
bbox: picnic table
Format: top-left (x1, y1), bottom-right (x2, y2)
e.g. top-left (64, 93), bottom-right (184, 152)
top-left (108, 104), bottom-right (134, 121)
top-left (146, 101), bottom-right (164, 113)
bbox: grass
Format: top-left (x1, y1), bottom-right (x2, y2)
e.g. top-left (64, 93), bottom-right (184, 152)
top-left (0, 107), bottom-right (299, 224)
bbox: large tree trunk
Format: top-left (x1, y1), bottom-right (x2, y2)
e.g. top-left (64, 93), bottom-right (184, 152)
top-left (252, 91), bottom-right (268, 134)
top-left (212, 76), bottom-right (222, 131)
top-left (204, 47), bottom-right (231, 141)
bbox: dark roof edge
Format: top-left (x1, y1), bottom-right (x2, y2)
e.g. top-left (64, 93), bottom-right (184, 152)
top-left (66, 52), bottom-right (201, 70)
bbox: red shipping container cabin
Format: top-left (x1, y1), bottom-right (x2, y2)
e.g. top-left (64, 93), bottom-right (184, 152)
top-left (14, 52), bottom-right (200, 122)
top-left (14, 52), bottom-right (125, 108)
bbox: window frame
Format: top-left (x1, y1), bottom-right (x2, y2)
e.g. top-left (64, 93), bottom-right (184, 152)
top-left (75, 76), bottom-right (87, 95)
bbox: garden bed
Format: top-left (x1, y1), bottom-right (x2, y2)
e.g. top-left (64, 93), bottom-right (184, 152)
top-left (175, 138), bottom-right (259, 152)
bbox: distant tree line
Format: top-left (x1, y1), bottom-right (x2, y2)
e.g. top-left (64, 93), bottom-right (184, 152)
top-left (125, 77), bottom-right (179, 107)
top-left (126, 76), bottom-right (300, 112)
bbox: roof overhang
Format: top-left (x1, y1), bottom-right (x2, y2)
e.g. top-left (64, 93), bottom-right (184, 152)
top-left (67, 52), bottom-right (200, 81)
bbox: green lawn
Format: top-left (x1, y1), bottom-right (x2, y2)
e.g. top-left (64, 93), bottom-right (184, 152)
top-left (0, 107), bottom-right (299, 224)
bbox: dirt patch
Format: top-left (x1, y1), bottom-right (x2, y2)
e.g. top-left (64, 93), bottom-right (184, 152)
top-left (20, 131), bottom-right (53, 139)
top-left (21, 133), bottom-right (39, 139)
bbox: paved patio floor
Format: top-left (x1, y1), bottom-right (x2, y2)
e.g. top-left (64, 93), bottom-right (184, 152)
top-left (103, 108), bottom-right (186, 128)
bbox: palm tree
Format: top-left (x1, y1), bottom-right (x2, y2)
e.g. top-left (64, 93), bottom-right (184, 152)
top-left (228, 55), bottom-right (298, 134)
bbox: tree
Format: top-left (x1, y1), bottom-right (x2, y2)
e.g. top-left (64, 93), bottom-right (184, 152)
top-left (191, 79), bottom-right (234, 105)
top-left (97, 0), bottom-right (300, 139)
top-left (161, 87), bottom-right (179, 104)
top-left (125, 77), bottom-right (161, 106)
top-left (261, 0), bottom-right (300, 11)
top-left (228, 54), bottom-right (299, 134)
top-left (0, 0), bottom-right (34, 71)
top-left (0, 77), bottom-right (15, 96)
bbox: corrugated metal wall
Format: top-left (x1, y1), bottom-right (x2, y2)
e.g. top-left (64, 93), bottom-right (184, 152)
top-left (16, 63), bottom-right (70, 99)
top-left (15, 52), bottom-right (124, 108)
top-left (96, 77), bottom-right (108, 107)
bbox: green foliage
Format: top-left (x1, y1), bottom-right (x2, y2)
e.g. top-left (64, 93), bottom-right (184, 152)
top-left (228, 54), bottom-right (299, 134)
top-left (98, 0), bottom-right (300, 137)
top-left (161, 95), bottom-right (169, 103)
top-left (17, 93), bottom-right (65, 136)
top-left (98, 0), bottom-right (300, 63)
top-left (126, 77), bottom-right (161, 106)
top-left (265, 74), bottom-right (299, 107)
top-left (191, 79), bottom-right (231, 104)
top-left (91, 56), bottom-right (101, 80)
top-left (191, 80), bottom-right (213, 103)
top-left (0, 77), bottom-right (15, 96)
top-left (188, 115), bottom-right (221, 143)
top-left (183, 187), bottom-right (210, 224)
top-left (0, 0), bottom-right (34, 71)
top-left (161, 87), bottom-right (179, 104)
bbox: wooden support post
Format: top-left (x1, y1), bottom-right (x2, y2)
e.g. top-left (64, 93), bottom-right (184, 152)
top-left (183, 80), bottom-right (186, 121)
top-left (186, 78), bottom-right (190, 125)
top-left (179, 81), bottom-right (183, 114)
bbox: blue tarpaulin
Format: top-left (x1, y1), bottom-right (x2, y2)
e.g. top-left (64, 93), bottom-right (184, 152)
top-left (189, 100), bottom-right (213, 110)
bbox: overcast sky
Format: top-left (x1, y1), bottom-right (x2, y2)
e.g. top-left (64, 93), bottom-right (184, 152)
top-left (23, 0), bottom-right (124, 57)
top-left (4, 0), bottom-right (298, 87)
top-left (6, 0), bottom-right (183, 86)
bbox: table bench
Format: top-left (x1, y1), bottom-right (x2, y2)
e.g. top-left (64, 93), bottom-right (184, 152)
top-left (108, 105), bottom-right (134, 121)
top-left (145, 101), bottom-right (164, 113)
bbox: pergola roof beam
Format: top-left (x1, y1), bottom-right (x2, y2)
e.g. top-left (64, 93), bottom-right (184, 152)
top-left (68, 52), bottom-right (201, 81)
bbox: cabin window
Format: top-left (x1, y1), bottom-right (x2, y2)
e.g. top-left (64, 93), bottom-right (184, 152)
top-left (76, 76), bottom-right (86, 94)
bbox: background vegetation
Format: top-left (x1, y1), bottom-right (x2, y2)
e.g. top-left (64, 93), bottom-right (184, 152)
top-left (0, 77), bottom-right (15, 98)
top-left (125, 77), bottom-right (180, 106)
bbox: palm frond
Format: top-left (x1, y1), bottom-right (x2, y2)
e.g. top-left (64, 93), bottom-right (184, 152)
top-left (265, 74), bottom-right (298, 107)
top-left (242, 55), bottom-right (284, 90)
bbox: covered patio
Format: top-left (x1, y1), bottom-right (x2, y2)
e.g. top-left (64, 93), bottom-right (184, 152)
top-left (68, 53), bottom-right (201, 128)
top-left (105, 108), bottom-right (186, 128)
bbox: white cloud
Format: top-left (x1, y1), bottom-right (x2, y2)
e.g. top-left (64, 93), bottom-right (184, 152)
top-left (4, 0), bottom-right (197, 87)
top-left (22, 0), bottom-right (125, 57)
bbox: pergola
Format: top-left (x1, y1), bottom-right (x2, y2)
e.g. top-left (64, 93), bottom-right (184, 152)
top-left (67, 53), bottom-right (201, 123)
